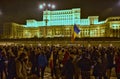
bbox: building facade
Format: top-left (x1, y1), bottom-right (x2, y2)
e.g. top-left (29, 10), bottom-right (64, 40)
top-left (3, 23), bottom-right (24, 38)
top-left (3, 8), bottom-right (120, 39)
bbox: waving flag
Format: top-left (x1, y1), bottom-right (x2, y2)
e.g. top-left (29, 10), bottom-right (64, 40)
top-left (71, 24), bottom-right (80, 42)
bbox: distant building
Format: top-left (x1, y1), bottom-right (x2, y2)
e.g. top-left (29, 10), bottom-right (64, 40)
top-left (3, 8), bottom-right (120, 39)
top-left (3, 23), bottom-right (24, 38)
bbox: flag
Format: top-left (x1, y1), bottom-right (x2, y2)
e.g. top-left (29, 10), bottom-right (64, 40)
top-left (71, 24), bottom-right (80, 42)
top-left (49, 51), bottom-right (53, 69)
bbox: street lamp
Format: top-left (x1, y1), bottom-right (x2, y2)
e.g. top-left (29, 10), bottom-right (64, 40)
top-left (39, 3), bottom-right (56, 9)
top-left (39, 3), bottom-right (56, 39)
top-left (39, 3), bottom-right (55, 26)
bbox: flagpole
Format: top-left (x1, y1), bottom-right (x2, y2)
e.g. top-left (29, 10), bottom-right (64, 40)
top-left (71, 25), bottom-right (74, 44)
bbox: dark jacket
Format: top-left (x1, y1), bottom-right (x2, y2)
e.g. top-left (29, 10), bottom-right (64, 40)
top-left (0, 56), bottom-right (6, 72)
top-left (62, 57), bottom-right (75, 79)
top-left (115, 55), bottom-right (120, 74)
top-left (38, 54), bottom-right (47, 67)
top-left (78, 57), bottom-right (92, 71)
top-left (7, 57), bottom-right (16, 76)
top-left (93, 62), bottom-right (103, 76)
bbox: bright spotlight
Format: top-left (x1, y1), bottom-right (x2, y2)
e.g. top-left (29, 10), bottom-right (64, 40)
top-left (43, 3), bottom-right (46, 6)
top-left (48, 4), bottom-right (51, 7)
top-left (39, 5), bottom-right (43, 9)
top-left (51, 4), bottom-right (55, 9)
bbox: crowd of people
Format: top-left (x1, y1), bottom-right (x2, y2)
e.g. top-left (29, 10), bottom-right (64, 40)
top-left (0, 44), bottom-right (120, 79)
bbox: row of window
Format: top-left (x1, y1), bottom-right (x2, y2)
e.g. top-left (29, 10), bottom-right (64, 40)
top-left (107, 18), bottom-right (120, 21)
top-left (44, 10), bottom-right (80, 15)
top-left (44, 14), bottom-right (80, 19)
top-left (112, 26), bottom-right (120, 29)
top-left (49, 18), bottom-right (74, 20)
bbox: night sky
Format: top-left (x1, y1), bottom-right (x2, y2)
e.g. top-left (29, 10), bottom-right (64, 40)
top-left (0, 0), bottom-right (120, 25)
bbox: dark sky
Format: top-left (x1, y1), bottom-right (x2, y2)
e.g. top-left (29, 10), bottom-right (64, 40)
top-left (0, 0), bottom-right (120, 25)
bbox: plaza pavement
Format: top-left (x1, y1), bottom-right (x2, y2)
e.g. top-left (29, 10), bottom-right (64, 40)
top-left (43, 67), bottom-right (117, 79)
top-left (2, 67), bottom-right (117, 79)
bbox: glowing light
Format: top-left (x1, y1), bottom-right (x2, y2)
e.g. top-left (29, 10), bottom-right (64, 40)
top-left (43, 3), bottom-right (46, 6)
top-left (117, 0), bottom-right (120, 6)
top-left (48, 4), bottom-right (51, 7)
top-left (51, 4), bottom-right (55, 9)
top-left (39, 5), bottom-right (43, 9)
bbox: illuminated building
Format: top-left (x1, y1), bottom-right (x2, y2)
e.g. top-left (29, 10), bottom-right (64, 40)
top-left (3, 8), bottom-right (120, 39)
top-left (26, 8), bottom-right (81, 27)
top-left (3, 23), bottom-right (24, 38)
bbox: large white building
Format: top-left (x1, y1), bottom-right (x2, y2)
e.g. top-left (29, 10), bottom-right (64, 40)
top-left (3, 8), bottom-right (120, 38)
top-left (26, 8), bottom-right (105, 27)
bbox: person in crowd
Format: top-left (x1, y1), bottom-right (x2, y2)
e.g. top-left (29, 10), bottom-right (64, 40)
top-left (50, 49), bottom-right (59, 79)
top-left (93, 58), bottom-right (104, 79)
top-left (78, 52), bottom-right (92, 79)
top-left (62, 51), bottom-right (70, 65)
top-left (24, 55), bottom-right (32, 77)
top-left (29, 48), bottom-right (38, 75)
top-left (106, 48), bottom-right (115, 79)
top-left (115, 50), bottom-right (120, 79)
top-left (73, 49), bottom-right (81, 79)
top-left (62, 52), bottom-right (75, 79)
top-left (45, 47), bottom-right (51, 66)
top-left (58, 49), bottom-right (65, 71)
top-left (7, 49), bottom-right (16, 79)
top-left (37, 50), bottom-right (48, 79)
top-left (16, 52), bottom-right (28, 79)
top-left (100, 52), bottom-right (108, 79)
top-left (0, 49), bottom-right (7, 79)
